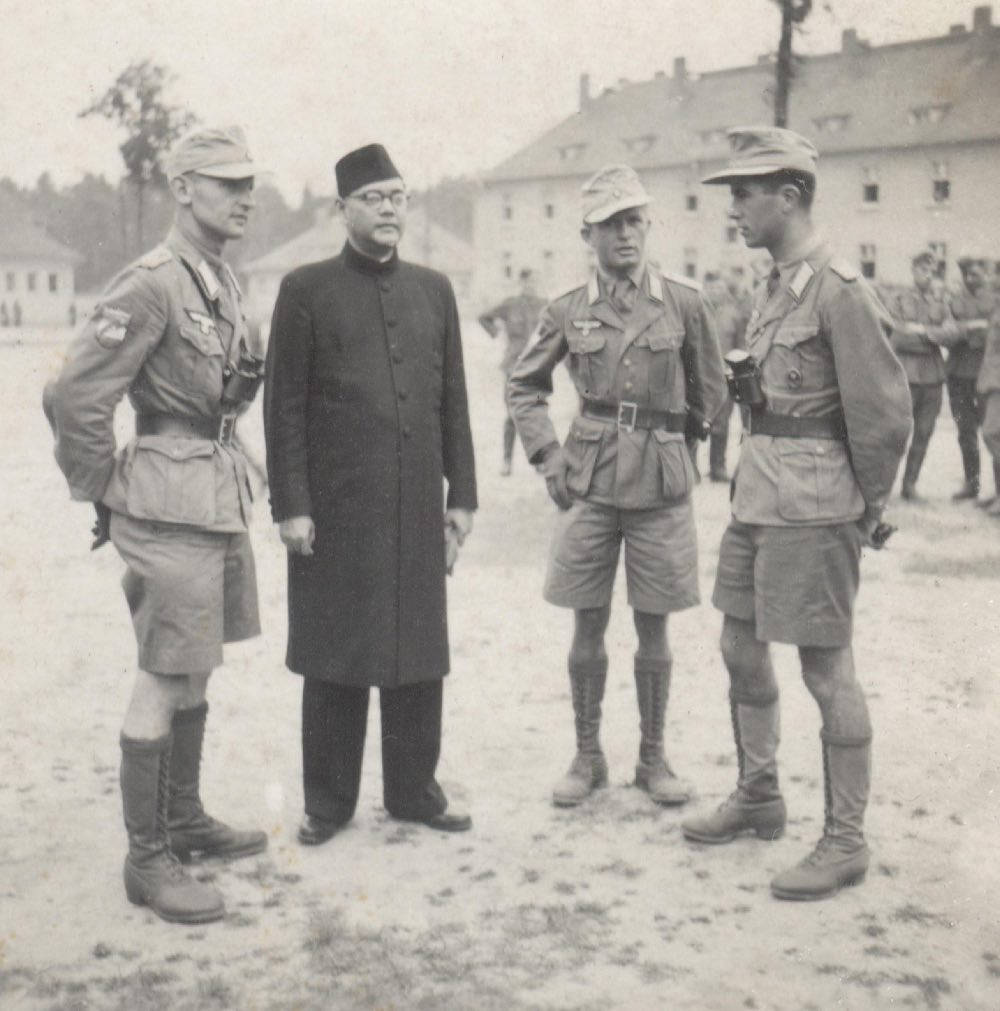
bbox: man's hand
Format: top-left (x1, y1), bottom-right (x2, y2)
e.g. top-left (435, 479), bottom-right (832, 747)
top-left (444, 509), bottom-right (473, 575)
top-left (90, 502), bottom-right (111, 551)
top-left (539, 444), bottom-right (573, 511)
top-left (857, 509), bottom-right (895, 550)
top-left (279, 515), bottom-right (315, 556)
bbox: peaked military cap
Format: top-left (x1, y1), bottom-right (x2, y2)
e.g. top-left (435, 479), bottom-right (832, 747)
top-left (581, 164), bottom-right (652, 224)
top-left (166, 126), bottom-right (260, 181)
top-left (701, 126), bottom-right (818, 185)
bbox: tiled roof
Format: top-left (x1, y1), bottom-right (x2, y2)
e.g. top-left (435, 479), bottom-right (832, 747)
top-left (486, 15), bottom-right (1000, 183)
top-left (0, 213), bottom-right (82, 263)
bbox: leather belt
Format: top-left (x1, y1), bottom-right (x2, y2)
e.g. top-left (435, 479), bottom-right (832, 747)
top-left (581, 400), bottom-right (687, 434)
top-left (136, 412), bottom-right (236, 445)
top-left (747, 409), bottom-right (847, 440)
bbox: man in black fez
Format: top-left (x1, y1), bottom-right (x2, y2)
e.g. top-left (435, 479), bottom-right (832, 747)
top-left (264, 144), bottom-right (478, 845)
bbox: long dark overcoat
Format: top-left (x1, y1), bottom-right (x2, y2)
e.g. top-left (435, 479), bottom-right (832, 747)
top-left (263, 242), bottom-right (477, 686)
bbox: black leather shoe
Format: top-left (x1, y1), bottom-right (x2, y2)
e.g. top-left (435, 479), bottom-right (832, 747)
top-left (297, 815), bottom-right (341, 846)
top-left (415, 809), bottom-right (472, 833)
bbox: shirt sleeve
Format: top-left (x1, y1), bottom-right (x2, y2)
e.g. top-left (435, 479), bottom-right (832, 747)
top-left (825, 278), bottom-right (912, 512)
top-left (263, 272), bottom-right (315, 521)
top-left (505, 302), bottom-right (568, 463)
top-left (680, 291), bottom-right (728, 428)
top-left (49, 267), bottom-right (167, 502)
top-left (440, 277), bottom-right (478, 511)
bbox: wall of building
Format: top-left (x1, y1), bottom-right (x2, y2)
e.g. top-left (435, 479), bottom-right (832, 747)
top-left (0, 260), bottom-right (76, 326)
top-left (473, 139), bottom-right (1000, 306)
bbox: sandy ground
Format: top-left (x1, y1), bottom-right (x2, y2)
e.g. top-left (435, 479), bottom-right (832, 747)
top-left (1, 323), bottom-right (999, 1011)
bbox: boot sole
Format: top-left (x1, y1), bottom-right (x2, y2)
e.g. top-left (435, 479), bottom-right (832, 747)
top-left (552, 779), bottom-right (608, 808)
top-left (125, 888), bottom-right (225, 924)
top-left (682, 824), bottom-right (785, 844)
top-left (172, 838), bottom-right (269, 864)
top-left (770, 870), bottom-right (867, 901)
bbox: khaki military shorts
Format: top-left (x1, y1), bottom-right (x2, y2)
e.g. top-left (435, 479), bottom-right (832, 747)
top-left (110, 513), bottom-right (260, 674)
top-left (712, 519), bottom-right (861, 648)
top-left (544, 498), bottom-right (699, 614)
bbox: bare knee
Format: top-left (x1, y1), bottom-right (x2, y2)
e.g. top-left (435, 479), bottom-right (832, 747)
top-left (720, 617), bottom-right (767, 682)
top-left (633, 610), bottom-right (668, 660)
top-left (571, 607), bottom-right (611, 662)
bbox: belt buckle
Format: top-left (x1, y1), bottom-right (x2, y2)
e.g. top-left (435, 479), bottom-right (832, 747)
top-left (617, 400), bottom-right (638, 433)
top-left (217, 413), bottom-right (237, 446)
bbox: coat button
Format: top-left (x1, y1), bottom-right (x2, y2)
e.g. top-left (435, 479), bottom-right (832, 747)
top-left (624, 381), bottom-right (633, 391)
top-left (386, 318), bottom-right (398, 327)
top-left (623, 358), bottom-right (632, 368)
top-left (398, 389), bottom-right (408, 400)
top-left (380, 281), bottom-right (391, 293)
top-left (402, 425), bottom-right (412, 438)
top-left (392, 352), bottom-right (403, 364)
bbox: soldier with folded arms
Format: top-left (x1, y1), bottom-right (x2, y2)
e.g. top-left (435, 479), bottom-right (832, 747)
top-left (45, 127), bottom-right (268, 924)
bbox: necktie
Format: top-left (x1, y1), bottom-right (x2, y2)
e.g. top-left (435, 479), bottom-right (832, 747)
top-left (610, 279), bottom-right (635, 317)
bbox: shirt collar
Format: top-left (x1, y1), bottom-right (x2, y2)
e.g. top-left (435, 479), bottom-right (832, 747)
top-left (590, 262), bottom-right (648, 304)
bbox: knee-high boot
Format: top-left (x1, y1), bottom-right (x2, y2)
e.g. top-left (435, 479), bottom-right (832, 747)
top-left (771, 731), bottom-right (871, 900)
top-left (552, 658), bottom-right (608, 807)
top-left (167, 702), bottom-right (267, 862)
top-left (633, 657), bottom-right (690, 805)
top-left (681, 691), bottom-right (786, 843)
top-left (121, 733), bottom-right (225, 923)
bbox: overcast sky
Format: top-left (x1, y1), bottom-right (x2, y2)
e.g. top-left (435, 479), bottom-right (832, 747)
top-left (0, 0), bottom-right (981, 199)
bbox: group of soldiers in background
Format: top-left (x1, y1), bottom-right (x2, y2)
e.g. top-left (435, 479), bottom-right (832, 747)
top-left (481, 250), bottom-right (1000, 516)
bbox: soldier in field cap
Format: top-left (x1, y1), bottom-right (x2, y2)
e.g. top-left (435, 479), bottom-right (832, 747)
top-left (264, 143), bottom-right (478, 845)
top-left (682, 126), bottom-right (912, 900)
top-left (508, 163), bottom-right (726, 811)
top-left (45, 125), bottom-right (268, 924)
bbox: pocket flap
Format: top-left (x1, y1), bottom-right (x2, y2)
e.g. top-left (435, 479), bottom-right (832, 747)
top-left (651, 428), bottom-right (684, 445)
top-left (567, 332), bottom-right (606, 354)
top-left (178, 323), bottom-right (224, 357)
top-left (568, 417), bottom-right (606, 442)
top-left (773, 322), bottom-right (820, 348)
top-left (641, 328), bottom-right (685, 351)
top-left (136, 434), bottom-right (216, 461)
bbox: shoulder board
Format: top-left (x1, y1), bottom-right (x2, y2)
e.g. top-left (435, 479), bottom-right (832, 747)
top-left (828, 257), bottom-right (858, 282)
top-left (135, 246), bottom-right (174, 270)
top-left (660, 269), bottom-right (701, 292)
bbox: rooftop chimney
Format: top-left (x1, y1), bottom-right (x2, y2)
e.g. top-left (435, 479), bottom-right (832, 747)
top-left (673, 56), bottom-right (688, 81)
top-left (579, 72), bottom-right (591, 110)
top-left (973, 5), bottom-right (993, 31)
top-left (841, 28), bottom-right (868, 54)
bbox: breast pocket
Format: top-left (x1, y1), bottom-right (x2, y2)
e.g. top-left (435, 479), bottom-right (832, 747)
top-left (125, 435), bottom-right (217, 527)
top-left (566, 331), bottom-right (609, 398)
top-left (635, 326), bottom-right (684, 393)
top-left (768, 322), bottom-right (828, 393)
top-left (176, 322), bottom-right (226, 390)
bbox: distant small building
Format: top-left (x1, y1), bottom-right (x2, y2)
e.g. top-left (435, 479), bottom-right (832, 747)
top-left (241, 203), bottom-right (474, 332)
top-left (0, 214), bottom-right (81, 328)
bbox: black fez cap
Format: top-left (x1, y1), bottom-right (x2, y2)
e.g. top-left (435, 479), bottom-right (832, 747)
top-left (335, 143), bottom-right (401, 197)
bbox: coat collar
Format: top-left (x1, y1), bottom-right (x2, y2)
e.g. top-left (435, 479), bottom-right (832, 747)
top-left (342, 240), bottom-right (400, 276)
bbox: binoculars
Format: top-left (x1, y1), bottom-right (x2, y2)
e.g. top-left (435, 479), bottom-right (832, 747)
top-left (222, 344), bottom-right (266, 408)
top-left (724, 349), bottom-right (766, 408)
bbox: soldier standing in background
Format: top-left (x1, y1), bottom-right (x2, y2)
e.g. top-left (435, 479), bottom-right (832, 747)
top-left (701, 270), bottom-right (749, 482)
top-left (890, 251), bottom-right (953, 501)
top-left (937, 252), bottom-right (998, 503)
top-left (478, 268), bottom-right (546, 475)
top-left (977, 296), bottom-right (1000, 517)
top-left (686, 127), bottom-right (911, 901)
top-left (45, 127), bottom-right (268, 924)
top-left (508, 164), bottom-right (726, 810)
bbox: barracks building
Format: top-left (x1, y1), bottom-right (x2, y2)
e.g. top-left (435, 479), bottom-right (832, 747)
top-left (473, 5), bottom-right (1000, 304)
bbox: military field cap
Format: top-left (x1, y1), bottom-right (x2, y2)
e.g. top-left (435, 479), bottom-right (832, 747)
top-left (166, 126), bottom-right (260, 181)
top-left (701, 126), bottom-right (818, 185)
top-left (335, 143), bottom-right (402, 197)
top-left (911, 250), bottom-right (937, 267)
top-left (581, 164), bottom-right (652, 224)
top-left (957, 249), bottom-right (991, 266)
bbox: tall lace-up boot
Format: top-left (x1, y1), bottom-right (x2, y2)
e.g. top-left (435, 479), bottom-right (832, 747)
top-left (633, 657), bottom-right (689, 805)
top-left (552, 658), bottom-right (609, 807)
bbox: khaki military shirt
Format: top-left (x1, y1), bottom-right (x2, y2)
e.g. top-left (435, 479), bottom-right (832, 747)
top-left (889, 287), bottom-right (951, 385)
top-left (48, 227), bottom-right (254, 532)
top-left (507, 267), bottom-right (726, 510)
top-left (732, 241), bottom-right (911, 527)
top-left (478, 293), bottom-right (548, 376)
top-left (943, 287), bottom-right (996, 380)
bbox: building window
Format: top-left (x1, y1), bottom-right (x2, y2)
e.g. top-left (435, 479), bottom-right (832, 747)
top-left (558, 142), bottom-right (587, 161)
top-left (502, 203), bottom-right (513, 221)
top-left (624, 134), bottom-right (656, 155)
top-left (726, 225), bottom-right (739, 244)
top-left (48, 273), bottom-right (58, 293)
top-left (544, 203), bottom-right (555, 219)
top-left (26, 272), bottom-right (36, 292)
top-left (685, 194), bottom-right (698, 212)
top-left (863, 183), bottom-right (879, 203)
top-left (860, 244), bottom-right (876, 280)
top-left (5, 272), bottom-right (13, 291)
top-left (683, 247), bottom-right (697, 279)
top-left (932, 179), bottom-right (950, 203)
top-left (503, 252), bottom-right (512, 280)
top-left (909, 104), bottom-right (950, 125)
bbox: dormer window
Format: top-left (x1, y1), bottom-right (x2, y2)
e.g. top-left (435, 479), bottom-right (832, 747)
top-left (813, 114), bottom-right (850, 133)
top-left (624, 134), bottom-right (656, 155)
top-left (909, 104), bottom-right (950, 125)
top-left (558, 143), bottom-right (588, 161)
